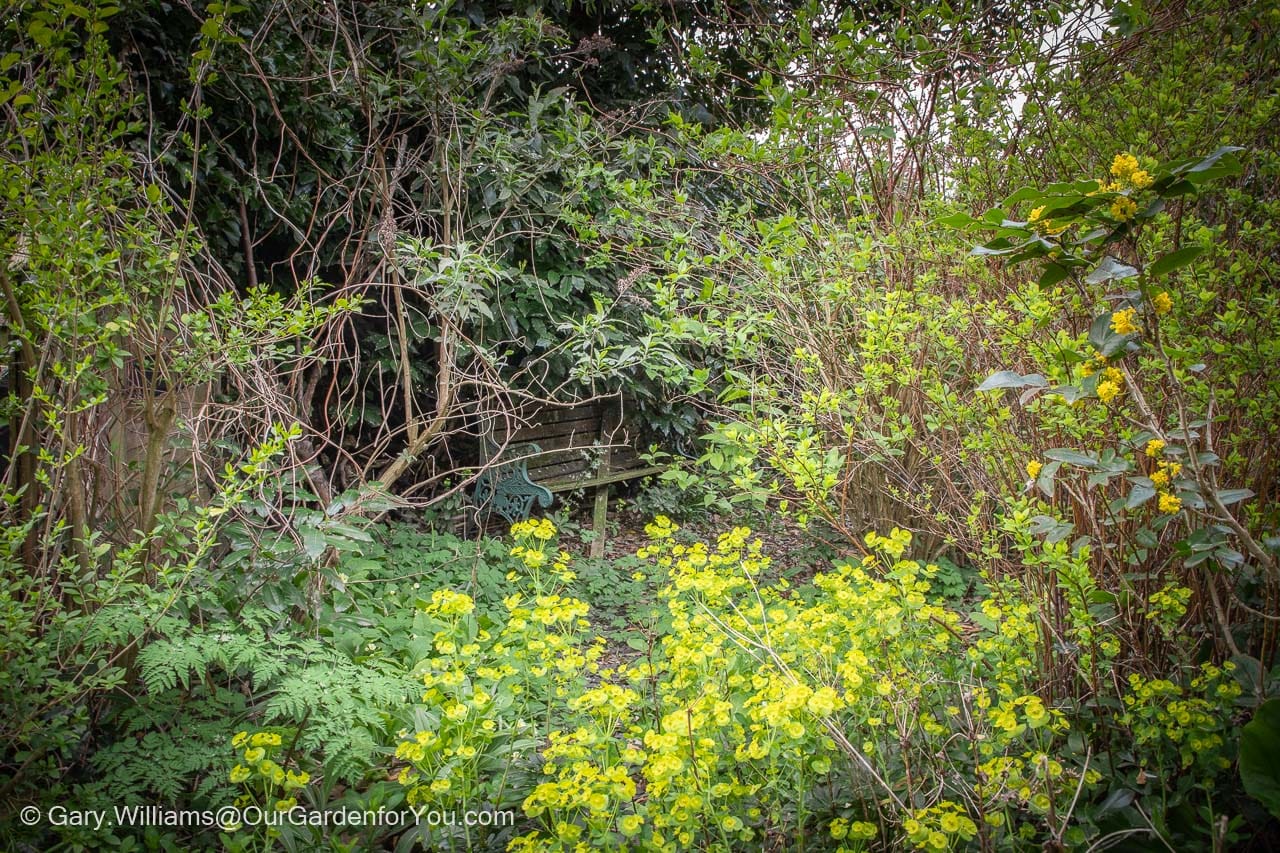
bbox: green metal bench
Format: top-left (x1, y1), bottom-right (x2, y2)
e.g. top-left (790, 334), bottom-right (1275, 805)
top-left (472, 442), bottom-right (554, 524)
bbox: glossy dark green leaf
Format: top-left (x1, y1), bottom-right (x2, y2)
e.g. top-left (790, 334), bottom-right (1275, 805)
top-left (1241, 698), bottom-right (1280, 819)
top-left (1148, 246), bottom-right (1204, 278)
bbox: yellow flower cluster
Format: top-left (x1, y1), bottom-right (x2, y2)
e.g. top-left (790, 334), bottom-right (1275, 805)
top-left (644, 514), bottom-right (677, 540)
top-left (1110, 306), bottom-right (1139, 336)
top-left (511, 518), bottom-right (557, 541)
top-left (1144, 438), bottom-right (1166, 457)
top-left (1152, 290), bottom-right (1173, 314)
top-left (1147, 583), bottom-right (1192, 634)
top-left (1096, 380), bottom-right (1121, 404)
top-left (227, 731), bottom-right (310, 809)
top-left (903, 801), bottom-right (979, 850)
top-left (1025, 459), bottom-right (1042, 480)
top-left (1088, 363), bottom-right (1125, 405)
top-left (1149, 459), bottom-right (1181, 489)
top-left (1110, 195), bottom-right (1139, 221)
top-left (1078, 351), bottom-right (1109, 377)
top-left (1146, 457), bottom-right (1184, 512)
top-left (1027, 205), bottom-right (1069, 235)
top-left (509, 520), bottom-right (576, 582)
top-left (424, 588), bottom-right (474, 618)
top-left (830, 816), bottom-right (878, 841)
top-left (1121, 663), bottom-right (1241, 769)
top-left (1109, 152), bottom-right (1154, 190)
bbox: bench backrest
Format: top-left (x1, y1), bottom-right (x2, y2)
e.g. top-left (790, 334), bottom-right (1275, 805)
top-left (485, 399), bottom-right (641, 490)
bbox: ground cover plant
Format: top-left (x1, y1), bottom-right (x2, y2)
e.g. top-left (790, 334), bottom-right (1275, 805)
top-left (2, 0), bottom-right (1278, 850)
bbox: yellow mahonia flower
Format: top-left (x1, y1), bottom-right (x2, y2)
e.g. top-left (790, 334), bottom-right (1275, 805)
top-left (1145, 439), bottom-right (1166, 457)
top-left (1096, 380), bottom-right (1121, 404)
top-left (1158, 492), bottom-right (1183, 513)
top-left (1129, 168), bottom-right (1154, 189)
top-left (1152, 291), bottom-right (1173, 314)
top-left (1025, 459), bottom-right (1042, 479)
top-left (1110, 195), bottom-right (1139, 221)
top-left (1028, 205), bottom-right (1068, 235)
top-left (1111, 152), bottom-right (1140, 181)
top-left (1150, 469), bottom-right (1170, 488)
top-left (1110, 307), bottom-right (1139, 335)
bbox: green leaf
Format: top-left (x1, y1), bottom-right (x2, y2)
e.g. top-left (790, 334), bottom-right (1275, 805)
top-left (1002, 186), bottom-right (1040, 207)
top-left (1044, 448), bottom-right (1099, 468)
top-left (1148, 246), bottom-right (1204, 278)
top-left (1085, 256), bottom-right (1139, 284)
top-left (1088, 312), bottom-right (1136, 357)
top-left (1126, 482), bottom-right (1156, 509)
top-left (976, 371), bottom-right (1047, 392)
top-left (1038, 262), bottom-right (1070, 288)
top-left (1036, 460), bottom-right (1061, 498)
top-left (935, 212), bottom-right (976, 229)
top-left (302, 527), bottom-right (326, 560)
top-left (1215, 488), bottom-right (1255, 506)
top-left (1241, 698), bottom-right (1280, 819)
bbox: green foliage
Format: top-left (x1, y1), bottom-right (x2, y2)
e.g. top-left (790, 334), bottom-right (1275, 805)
top-left (1241, 698), bottom-right (1280, 820)
top-left (4, 0), bottom-right (1278, 850)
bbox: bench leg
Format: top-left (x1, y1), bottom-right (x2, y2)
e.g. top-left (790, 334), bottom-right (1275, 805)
top-left (591, 483), bottom-right (610, 558)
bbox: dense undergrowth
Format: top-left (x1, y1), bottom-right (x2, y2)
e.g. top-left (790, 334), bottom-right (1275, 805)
top-left (3, 0), bottom-right (1279, 850)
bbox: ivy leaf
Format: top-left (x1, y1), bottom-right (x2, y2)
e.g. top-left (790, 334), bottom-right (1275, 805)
top-left (976, 371), bottom-right (1047, 392)
top-left (1148, 246), bottom-right (1204, 278)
